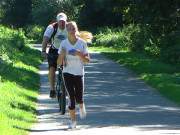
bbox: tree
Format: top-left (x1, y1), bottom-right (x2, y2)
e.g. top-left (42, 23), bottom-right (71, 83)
top-left (126, 0), bottom-right (180, 35)
top-left (31, 0), bottom-right (83, 27)
top-left (1, 0), bottom-right (32, 28)
top-left (79, 0), bottom-right (123, 28)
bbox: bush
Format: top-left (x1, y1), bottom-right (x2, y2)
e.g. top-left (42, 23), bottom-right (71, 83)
top-left (24, 25), bottom-right (44, 43)
top-left (0, 25), bottom-right (27, 63)
top-left (0, 26), bottom-right (26, 50)
top-left (94, 25), bottom-right (148, 51)
top-left (124, 24), bottom-right (160, 56)
top-left (160, 31), bottom-right (180, 63)
top-left (94, 27), bottom-right (128, 50)
top-left (93, 25), bottom-right (179, 64)
top-left (12, 29), bottom-right (27, 50)
top-left (98, 25), bottom-right (160, 54)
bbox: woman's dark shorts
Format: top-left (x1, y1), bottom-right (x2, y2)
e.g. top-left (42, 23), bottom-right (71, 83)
top-left (47, 46), bottom-right (58, 69)
top-left (63, 73), bottom-right (84, 110)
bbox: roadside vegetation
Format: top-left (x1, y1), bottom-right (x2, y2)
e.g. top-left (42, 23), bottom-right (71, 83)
top-left (0, 25), bottom-right (41, 135)
top-left (91, 26), bottom-right (180, 104)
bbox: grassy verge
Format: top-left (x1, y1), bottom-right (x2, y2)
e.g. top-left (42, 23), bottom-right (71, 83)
top-left (0, 46), bottom-right (41, 135)
top-left (90, 46), bottom-right (180, 104)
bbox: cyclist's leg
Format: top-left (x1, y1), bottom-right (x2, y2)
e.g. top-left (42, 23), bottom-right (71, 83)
top-left (47, 47), bottom-right (58, 98)
top-left (49, 67), bottom-right (56, 90)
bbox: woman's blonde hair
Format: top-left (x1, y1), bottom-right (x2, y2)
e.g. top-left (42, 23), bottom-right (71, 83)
top-left (67, 21), bottom-right (93, 43)
top-left (79, 31), bottom-right (93, 43)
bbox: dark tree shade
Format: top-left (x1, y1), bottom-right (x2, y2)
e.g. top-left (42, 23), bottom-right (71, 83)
top-left (1, 0), bottom-right (32, 28)
top-left (79, 0), bottom-right (123, 28)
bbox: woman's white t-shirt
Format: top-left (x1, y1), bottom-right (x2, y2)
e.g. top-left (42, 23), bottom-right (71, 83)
top-left (58, 38), bottom-right (88, 76)
top-left (44, 25), bottom-right (67, 49)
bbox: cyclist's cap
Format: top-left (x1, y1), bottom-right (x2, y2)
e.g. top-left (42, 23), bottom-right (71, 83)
top-left (56, 13), bottom-right (67, 22)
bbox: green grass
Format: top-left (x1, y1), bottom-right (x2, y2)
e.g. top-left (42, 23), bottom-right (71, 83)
top-left (0, 46), bottom-right (41, 135)
top-left (90, 46), bottom-right (180, 104)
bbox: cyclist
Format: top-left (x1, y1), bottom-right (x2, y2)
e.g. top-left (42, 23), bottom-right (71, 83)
top-left (57, 21), bottom-right (92, 129)
top-left (41, 12), bottom-right (68, 98)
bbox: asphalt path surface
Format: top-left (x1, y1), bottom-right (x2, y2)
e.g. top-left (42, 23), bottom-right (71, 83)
top-left (29, 45), bottom-right (180, 135)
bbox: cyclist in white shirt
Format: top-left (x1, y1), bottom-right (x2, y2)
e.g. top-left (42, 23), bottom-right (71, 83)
top-left (57, 21), bottom-right (91, 129)
top-left (41, 12), bottom-right (68, 98)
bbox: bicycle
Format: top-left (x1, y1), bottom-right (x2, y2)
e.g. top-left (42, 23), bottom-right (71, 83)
top-left (55, 66), bottom-right (66, 115)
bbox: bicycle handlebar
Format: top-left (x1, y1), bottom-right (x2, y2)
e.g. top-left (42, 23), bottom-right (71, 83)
top-left (57, 65), bottom-right (63, 70)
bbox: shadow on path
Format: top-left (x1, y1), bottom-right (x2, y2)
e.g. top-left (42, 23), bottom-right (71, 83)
top-left (81, 53), bottom-right (180, 131)
top-left (29, 50), bottom-right (180, 134)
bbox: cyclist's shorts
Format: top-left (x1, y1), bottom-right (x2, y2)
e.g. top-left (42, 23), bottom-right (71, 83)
top-left (47, 46), bottom-right (58, 69)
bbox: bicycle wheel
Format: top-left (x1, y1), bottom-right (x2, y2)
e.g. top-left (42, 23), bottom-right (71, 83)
top-left (56, 81), bottom-right (60, 103)
top-left (56, 71), bottom-right (62, 112)
top-left (59, 82), bottom-right (66, 115)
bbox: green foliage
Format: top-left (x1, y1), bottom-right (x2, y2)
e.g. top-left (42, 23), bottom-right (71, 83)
top-left (11, 29), bottom-right (27, 50)
top-left (0, 47), bottom-right (41, 135)
top-left (0, 0), bottom-right (32, 28)
top-left (0, 25), bottom-right (27, 63)
top-left (125, 0), bottom-right (180, 35)
top-left (127, 24), bottom-right (160, 57)
top-left (0, 0), bottom-right (179, 64)
top-left (32, 0), bottom-right (59, 26)
top-left (94, 25), bottom-right (154, 52)
top-left (31, 0), bottom-right (82, 26)
top-left (94, 27), bottom-right (129, 50)
top-left (160, 31), bottom-right (180, 63)
top-left (0, 25), bottom-right (41, 135)
top-left (24, 25), bottom-right (44, 43)
top-left (79, 0), bottom-right (123, 28)
top-left (55, 0), bottom-right (84, 21)
top-left (94, 25), bottom-right (180, 63)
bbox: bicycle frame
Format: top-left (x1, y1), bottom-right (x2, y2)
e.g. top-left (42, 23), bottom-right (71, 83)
top-left (56, 66), bottom-right (66, 115)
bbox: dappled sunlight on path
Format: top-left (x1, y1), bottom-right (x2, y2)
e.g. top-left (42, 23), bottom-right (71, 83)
top-left (29, 45), bottom-right (180, 135)
top-left (82, 53), bottom-right (180, 131)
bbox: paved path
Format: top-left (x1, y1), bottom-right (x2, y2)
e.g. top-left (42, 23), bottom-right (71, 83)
top-left (30, 45), bottom-right (180, 135)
